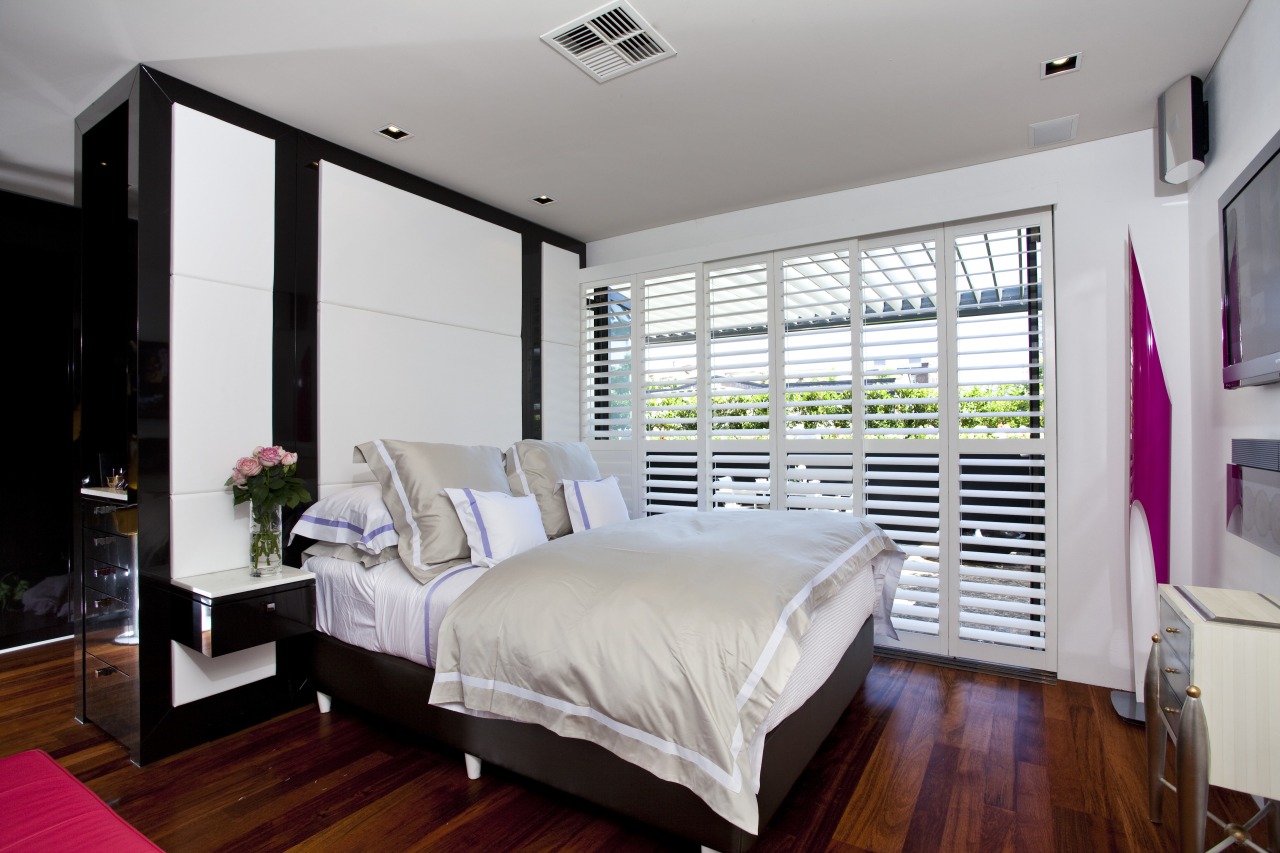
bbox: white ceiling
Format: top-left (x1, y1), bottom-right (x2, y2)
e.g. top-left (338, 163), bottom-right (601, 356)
top-left (0, 0), bottom-right (1249, 244)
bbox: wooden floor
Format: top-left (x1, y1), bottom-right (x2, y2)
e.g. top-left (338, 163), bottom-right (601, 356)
top-left (0, 639), bottom-right (1268, 852)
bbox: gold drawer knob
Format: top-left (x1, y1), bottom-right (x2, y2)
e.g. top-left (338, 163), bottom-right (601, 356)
top-left (1162, 706), bottom-right (1181, 714)
top-left (1164, 667), bottom-right (1181, 674)
top-left (1165, 626), bottom-right (1181, 634)
top-left (1186, 685), bottom-right (1201, 700)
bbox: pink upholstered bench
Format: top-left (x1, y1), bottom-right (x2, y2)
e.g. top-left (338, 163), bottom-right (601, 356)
top-left (0, 749), bottom-right (164, 852)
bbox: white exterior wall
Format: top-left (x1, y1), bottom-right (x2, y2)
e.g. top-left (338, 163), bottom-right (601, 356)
top-left (1187, 0), bottom-right (1280, 596)
top-left (584, 130), bottom-right (1191, 691)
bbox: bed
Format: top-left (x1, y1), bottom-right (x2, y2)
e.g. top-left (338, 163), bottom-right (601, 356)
top-left (299, 439), bottom-right (904, 852)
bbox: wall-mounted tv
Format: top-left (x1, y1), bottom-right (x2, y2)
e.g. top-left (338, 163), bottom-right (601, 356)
top-left (1222, 125), bottom-right (1280, 389)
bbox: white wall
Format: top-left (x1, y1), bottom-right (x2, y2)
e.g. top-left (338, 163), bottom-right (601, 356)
top-left (541, 242), bottom-right (581, 442)
top-left (1187, 0), bottom-right (1280, 596)
top-left (583, 130), bottom-right (1191, 690)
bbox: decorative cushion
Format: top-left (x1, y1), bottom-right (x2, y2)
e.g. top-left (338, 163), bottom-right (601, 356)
top-left (301, 540), bottom-right (399, 568)
top-left (355, 440), bottom-right (510, 582)
top-left (562, 476), bottom-right (631, 533)
top-left (289, 484), bottom-right (398, 554)
top-left (442, 488), bottom-right (548, 567)
top-left (505, 440), bottom-right (601, 538)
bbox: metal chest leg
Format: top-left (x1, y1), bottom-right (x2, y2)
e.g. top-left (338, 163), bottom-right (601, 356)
top-left (1176, 686), bottom-right (1209, 853)
top-left (1146, 635), bottom-right (1167, 823)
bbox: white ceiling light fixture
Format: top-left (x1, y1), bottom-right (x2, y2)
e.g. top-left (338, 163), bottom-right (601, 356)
top-left (531, 195), bottom-right (557, 205)
top-left (542, 1), bottom-right (676, 83)
top-left (376, 124), bottom-right (413, 142)
top-left (1041, 52), bottom-right (1082, 78)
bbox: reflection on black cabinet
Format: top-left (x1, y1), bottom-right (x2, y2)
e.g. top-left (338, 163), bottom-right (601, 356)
top-left (76, 493), bottom-right (139, 756)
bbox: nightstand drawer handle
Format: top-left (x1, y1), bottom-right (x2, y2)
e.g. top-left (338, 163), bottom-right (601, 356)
top-left (1164, 666), bottom-right (1181, 674)
top-left (92, 598), bottom-right (112, 610)
top-left (1162, 706), bottom-right (1180, 714)
top-left (93, 505), bottom-right (121, 515)
top-left (94, 667), bottom-right (115, 678)
top-left (264, 602), bottom-right (276, 613)
top-left (93, 567), bottom-right (116, 578)
top-left (1164, 626), bottom-right (1181, 634)
top-left (91, 537), bottom-right (116, 547)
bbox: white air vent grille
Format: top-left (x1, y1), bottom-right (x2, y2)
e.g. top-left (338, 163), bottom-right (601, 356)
top-left (1028, 115), bottom-right (1079, 148)
top-left (543, 2), bottom-right (676, 82)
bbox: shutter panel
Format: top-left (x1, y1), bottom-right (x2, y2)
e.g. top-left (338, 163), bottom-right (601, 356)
top-left (582, 279), bottom-right (634, 439)
top-left (642, 271), bottom-right (699, 439)
top-left (709, 450), bottom-right (771, 509)
top-left (782, 250), bottom-right (853, 438)
top-left (707, 262), bottom-right (770, 438)
top-left (644, 450), bottom-right (699, 514)
top-left (860, 241), bottom-right (941, 439)
top-left (864, 453), bottom-right (942, 638)
top-left (954, 226), bottom-right (1047, 439)
top-left (955, 454), bottom-right (1048, 651)
top-left (784, 452), bottom-right (855, 511)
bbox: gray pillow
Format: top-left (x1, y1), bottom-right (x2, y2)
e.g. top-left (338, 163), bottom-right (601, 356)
top-left (301, 541), bottom-right (398, 568)
top-left (355, 440), bottom-right (510, 582)
top-left (505, 440), bottom-right (601, 538)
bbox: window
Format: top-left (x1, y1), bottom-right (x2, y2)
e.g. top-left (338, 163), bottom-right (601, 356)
top-left (581, 211), bottom-right (1056, 672)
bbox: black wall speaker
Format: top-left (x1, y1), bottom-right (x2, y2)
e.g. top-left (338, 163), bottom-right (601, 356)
top-left (1158, 74), bottom-right (1209, 184)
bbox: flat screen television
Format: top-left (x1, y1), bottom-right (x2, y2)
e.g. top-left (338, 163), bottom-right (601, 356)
top-left (1221, 125), bottom-right (1280, 389)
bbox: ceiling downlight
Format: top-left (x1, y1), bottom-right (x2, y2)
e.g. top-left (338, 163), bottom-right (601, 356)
top-left (376, 124), bottom-right (413, 142)
top-left (1041, 52), bottom-right (1081, 78)
top-left (542, 1), bottom-right (676, 83)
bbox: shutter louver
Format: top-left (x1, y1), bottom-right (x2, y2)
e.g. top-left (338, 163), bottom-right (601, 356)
top-left (954, 227), bottom-right (1047, 439)
top-left (865, 453), bottom-right (942, 638)
top-left (782, 250), bottom-right (853, 438)
top-left (582, 280), bottom-right (634, 439)
top-left (956, 454), bottom-right (1048, 650)
top-left (860, 241), bottom-right (941, 439)
top-left (643, 271), bottom-right (699, 440)
top-left (708, 263), bottom-right (770, 439)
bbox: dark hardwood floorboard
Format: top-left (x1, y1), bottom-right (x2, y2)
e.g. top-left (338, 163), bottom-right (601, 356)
top-left (1, 639), bottom-right (1269, 852)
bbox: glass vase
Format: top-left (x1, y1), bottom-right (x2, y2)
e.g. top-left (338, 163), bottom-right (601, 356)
top-left (249, 500), bottom-right (283, 577)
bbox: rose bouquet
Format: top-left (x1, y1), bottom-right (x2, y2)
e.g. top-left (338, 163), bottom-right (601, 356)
top-left (226, 445), bottom-right (311, 573)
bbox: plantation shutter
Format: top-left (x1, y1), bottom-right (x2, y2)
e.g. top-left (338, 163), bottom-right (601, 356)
top-left (582, 279), bottom-right (634, 439)
top-left (644, 450), bottom-right (700, 514)
top-left (784, 452), bottom-right (855, 511)
top-left (707, 262), bottom-right (771, 438)
top-left (864, 453), bottom-right (942, 637)
top-left (781, 250), bottom-right (853, 438)
top-left (948, 223), bottom-right (1052, 662)
top-left (859, 240), bottom-right (941, 439)
top-left (642, 271), bottom-right (699, 439)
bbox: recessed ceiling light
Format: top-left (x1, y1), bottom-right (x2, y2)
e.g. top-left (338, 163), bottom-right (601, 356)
top-left (376, 124), bottom-right (413, 142)
top-left (531, 195), bottom-right (556, 205)
top-left (1041, 53), bottom-right (1081, 78)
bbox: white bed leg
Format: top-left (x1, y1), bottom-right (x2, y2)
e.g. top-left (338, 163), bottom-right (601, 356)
top-left (464, 753), bottom-right (482, 780)
top-left (316, 691), bottom-right (332, 714)
top-left (700, 846), bottom-right (723, 853)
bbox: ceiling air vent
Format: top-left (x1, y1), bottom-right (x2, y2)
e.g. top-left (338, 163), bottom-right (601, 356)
top-left (542, 2), bottom-right (676, 83)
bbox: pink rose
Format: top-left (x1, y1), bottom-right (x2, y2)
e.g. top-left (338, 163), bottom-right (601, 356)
top-left (234, 456), bottom-right (263, 480)
top-left (281, 451), bottom-right (298, 467)
top-left (230, 469), bottom-right (247, 487)
top-left (257, 445), bottom-right (285, 467)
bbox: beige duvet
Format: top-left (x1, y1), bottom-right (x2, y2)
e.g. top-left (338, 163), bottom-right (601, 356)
top-left (428, 510), bottom-right (904, 833)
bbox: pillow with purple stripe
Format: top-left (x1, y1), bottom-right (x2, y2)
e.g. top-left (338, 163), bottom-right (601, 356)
top-left (561, 476), bottom-right (630, 533)
top-left (289, 484), bottom-right (399, 555)
top-left (442, 488), bottom-right (548, 568)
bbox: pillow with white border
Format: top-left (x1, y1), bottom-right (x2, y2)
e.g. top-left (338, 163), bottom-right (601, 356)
top-left (443, 488), bottom-right (549, 568)
top-left (561, 476), bottom-right (630, 533)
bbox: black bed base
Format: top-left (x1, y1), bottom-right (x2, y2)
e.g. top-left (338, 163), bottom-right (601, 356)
top-left (311, 618), bottom-right (875, 852)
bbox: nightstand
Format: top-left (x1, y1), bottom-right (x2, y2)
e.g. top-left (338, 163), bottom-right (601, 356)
top-left (1145, 584), bottom-right (1280, 853)
top-left (170, 567), bottom-right (315, 657)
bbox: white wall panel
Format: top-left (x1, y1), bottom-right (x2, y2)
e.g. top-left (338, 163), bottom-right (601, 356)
top-left (318, 162), bottom-right (521, 335)
top-left (171, 492), bottom-right (253, 578)
top-left (171, 104), bottom-right (274, 289)
top-left (317, 303), bottom-right (522, 490)
top-left (542, 242), bottom-right (581, 346)
top-left (541, 340), bottom-right (578, 442)
top-left (171, 641), bottom-right (275, 706)
top-left (170, 275), bottom-right (273, 495)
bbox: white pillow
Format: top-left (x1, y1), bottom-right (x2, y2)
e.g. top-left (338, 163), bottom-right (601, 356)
top-left (289, 484), bottom-right (399, 555)
top-left (562, 476), bottom-right (630, 533)
top-left (443, 488), bottom-right (549, 568)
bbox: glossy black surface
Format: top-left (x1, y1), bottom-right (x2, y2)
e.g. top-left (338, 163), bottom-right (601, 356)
top-left (171, 581), bottom-right (315, 657)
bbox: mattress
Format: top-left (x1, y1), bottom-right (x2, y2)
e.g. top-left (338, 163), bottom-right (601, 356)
top-left (306, 547), bottom-right (875, 795)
